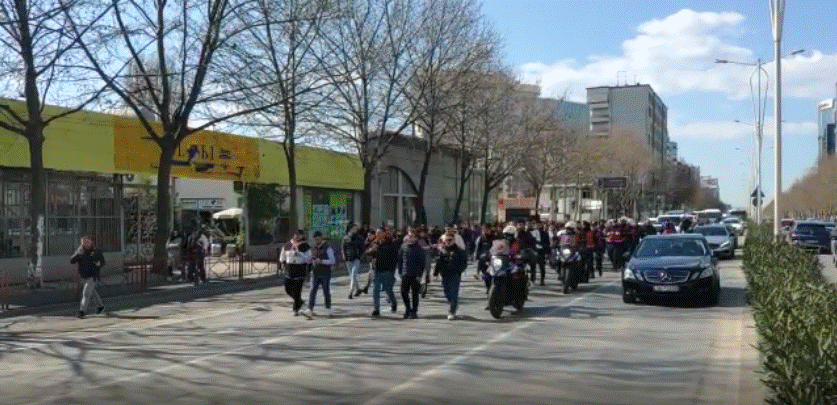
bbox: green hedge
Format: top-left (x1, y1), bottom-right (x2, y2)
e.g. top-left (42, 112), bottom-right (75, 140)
top-left (742, 226), bottom-right (837, 404)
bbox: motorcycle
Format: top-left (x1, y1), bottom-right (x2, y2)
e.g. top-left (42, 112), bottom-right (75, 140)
top-left (557, 246), bottom-right (582, 294)
top-left (486, 254), bottom-right (529, 319)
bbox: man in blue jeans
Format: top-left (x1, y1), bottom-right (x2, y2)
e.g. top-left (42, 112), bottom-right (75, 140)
top-left (367, 228), bottom-right (398, 317)
top-left (307, 231), bottom-right (336, 317)
top-left (434, 234), bottom-right (468, 320)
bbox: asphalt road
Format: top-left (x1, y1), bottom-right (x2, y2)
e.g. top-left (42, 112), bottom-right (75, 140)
top-left (0, 257), bottom-right (765, 405)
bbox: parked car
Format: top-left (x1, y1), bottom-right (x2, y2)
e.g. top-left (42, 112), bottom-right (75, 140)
top-left (621, 234), bottom-right (720, 306)
top-left (787, 221), bottom-right (831, 254)
top-left (692, 225), bottom-right (736, 259)
top-left (722, 217), bottom-right (745, 235)
top-left (780, 219), bottom-right (795, 235)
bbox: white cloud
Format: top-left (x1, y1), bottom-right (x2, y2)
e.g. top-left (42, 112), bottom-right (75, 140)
top-left (518, 9), bottom-right (837, 103)
top-left (669, 117), bottom-right (817, 140)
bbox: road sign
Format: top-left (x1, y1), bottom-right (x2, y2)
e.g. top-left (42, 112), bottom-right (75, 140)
top-left (598, 177), bottom-right (628, 189)
top-left (751, 188), bottom-right (765, 198)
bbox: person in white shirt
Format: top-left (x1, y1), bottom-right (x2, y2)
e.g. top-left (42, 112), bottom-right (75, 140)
top-left (280, 230), bottom-right (312, 315)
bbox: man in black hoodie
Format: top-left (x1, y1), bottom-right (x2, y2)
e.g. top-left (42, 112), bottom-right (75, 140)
top-left (71, 236), bottom-right (105, 318)
top-left (398, 231), bottom-right (426, 319)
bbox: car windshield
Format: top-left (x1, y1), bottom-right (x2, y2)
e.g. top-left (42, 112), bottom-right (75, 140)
top-left (693, 227), bottom-right (727, 236)
top-left (635, 238), bottom-right (707, 258)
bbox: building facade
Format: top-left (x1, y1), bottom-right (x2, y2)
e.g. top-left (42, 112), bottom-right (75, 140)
top-left (700, 176), bottom-right (720, 201)
top-left (586, 84), bottom-right (669, 163)
top-left (666, 141), bottom-right (678, 162)
top-left (371, 134), bottom-right (491, 228)
top-left (818, 98), bottom-right (836, 157)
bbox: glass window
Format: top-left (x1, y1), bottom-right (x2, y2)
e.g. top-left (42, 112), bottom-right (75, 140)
top-left (635, 238), bottom-right (707, 258)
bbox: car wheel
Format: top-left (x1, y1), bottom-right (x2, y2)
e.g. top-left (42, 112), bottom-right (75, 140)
top-left (622, 289), bottom-right (635, 304)
top-left (706, 282), bottom-right (721, 307)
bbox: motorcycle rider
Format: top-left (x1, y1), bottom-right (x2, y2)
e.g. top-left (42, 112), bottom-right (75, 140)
top-left (559, 221), bottom-right (582, 292)
top-left (580, 221), bottom-right (596, 280)
top-left (515, 220), bottom-right (537, 283)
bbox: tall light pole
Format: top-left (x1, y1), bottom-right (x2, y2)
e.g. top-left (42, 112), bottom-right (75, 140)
top-left (716, 46), bottom-right (802, 230)
top-left (771, 0), bottom-right (785, 237)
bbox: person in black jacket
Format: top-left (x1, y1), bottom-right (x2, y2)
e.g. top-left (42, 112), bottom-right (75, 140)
top-left (342, 225), bottom-right (365, 299)
top-left (434, 235), bottom-right (468, 320)
top-left (71, 236), bottom-right (105, 318)
top-left (397, 232), bottom-right (426, 319)
top-left (368, 228), bottom-right (398, 317)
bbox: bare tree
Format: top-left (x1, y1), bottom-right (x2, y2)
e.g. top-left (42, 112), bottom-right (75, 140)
top-left (313, 0), bottom-right (420, 225)
top-left (67, 0), bottom-right (281, 273)
top-left (470, 72), bottom-right (522, 224)
top-left (405, 0), bottom-right (496, 224)
top-left (581, 128), bottom-right (656, 218)
top-left (516, 97), bottom-right (569, 216)
top-left (0, 0), bottom-right (109, 287)
top-left (222, 0), bottom-right (332, 237)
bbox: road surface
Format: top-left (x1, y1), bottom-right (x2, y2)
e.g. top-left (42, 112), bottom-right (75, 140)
top-left (0, 257), bottom-right (765, 405)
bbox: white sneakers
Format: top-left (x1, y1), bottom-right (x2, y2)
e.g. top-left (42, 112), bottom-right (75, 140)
top-left (447, 313), bottom-right (456, 321)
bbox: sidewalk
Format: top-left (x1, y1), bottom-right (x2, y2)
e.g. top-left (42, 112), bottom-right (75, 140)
top-left (0, 260), bottom-right (362, 319)
top-left (817, 254), bottom-right (837, 284)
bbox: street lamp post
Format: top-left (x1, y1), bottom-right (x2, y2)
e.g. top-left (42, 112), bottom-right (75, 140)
top-left (715, 37), bottom-right (801, 230)
top-left (771, 0), bottom-right (785, 237)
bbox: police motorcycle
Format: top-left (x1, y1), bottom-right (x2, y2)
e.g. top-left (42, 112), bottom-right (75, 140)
top-left (551, 222), bottom-right (583, 294)
top-left (486, 229), bottom-right (529, 319)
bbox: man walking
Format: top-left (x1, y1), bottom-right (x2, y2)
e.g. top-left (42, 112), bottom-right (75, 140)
top-left (368, 228), bottom-right (398, 317)
top-left (434, 235), bottom-right (468, 320)
top-left (531, 221), bottom-right (551, 286)
top-left (342, 225), bottom-right (365, 299)
top-left (397, 231), bottom-right (426, 319)
top-left (280, 230), bottom-right (311, 316)
top-left (307, 231), bottom-right (336, 317)
top-left (186, 226), bottom-right (210, 285)
top-left (72, 236), bottom-right (105, 318)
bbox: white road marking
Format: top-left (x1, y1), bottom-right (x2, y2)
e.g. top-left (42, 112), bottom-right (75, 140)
top-left (360, 284), bottom-right (610, 405)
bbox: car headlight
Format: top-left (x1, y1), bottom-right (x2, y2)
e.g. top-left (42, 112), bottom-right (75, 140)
top-left (720, 241), bottom-right (731, 248)
top-left (623, 267), bottom-right (643, 281)
top-left (492, 258), bottom-right (504, 269)
top-left (699, 266), bottom-right (714, 278)
top-left (561, 248), bottom-right (571, 256)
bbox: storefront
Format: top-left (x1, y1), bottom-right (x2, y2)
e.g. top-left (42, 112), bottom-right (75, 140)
top-left (0, 98), bottom-right (364, 281)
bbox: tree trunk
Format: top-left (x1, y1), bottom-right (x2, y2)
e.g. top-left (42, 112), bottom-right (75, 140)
top-left (534, 186), bottom-right (543, 219)
top-left (451, 158), bottom-right (471, 223)
top-left (480, 177), bottom-right (491, 225)
top-left (151, 140), bottom-right (176, 275)
top-left (285, 140), bottom-right (298, 238)
top-left (415, 146), bottom-right (432, 225)
top-left (26, 131), bottom-right (46, 288)
top-left (361, 166), bottom-right (373, 226)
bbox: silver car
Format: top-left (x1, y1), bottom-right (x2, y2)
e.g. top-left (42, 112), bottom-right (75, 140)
top-left (692, 225), bottom-right (735, 260)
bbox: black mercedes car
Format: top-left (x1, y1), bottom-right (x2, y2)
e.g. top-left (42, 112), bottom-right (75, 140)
top-left (621, 234), bottom-right (721, 306)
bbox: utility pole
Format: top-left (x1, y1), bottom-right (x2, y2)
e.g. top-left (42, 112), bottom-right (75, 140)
top-left (771, 0), bottom-right (785, 237)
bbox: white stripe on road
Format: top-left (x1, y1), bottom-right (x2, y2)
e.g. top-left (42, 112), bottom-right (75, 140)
top-left (360, 283), bottom-right (611, 405)
top-left (23, 317), bottom-right (360, 405)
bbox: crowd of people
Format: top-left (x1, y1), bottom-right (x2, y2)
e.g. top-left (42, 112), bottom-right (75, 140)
top-left (276, 217), bottom-right (674, 321)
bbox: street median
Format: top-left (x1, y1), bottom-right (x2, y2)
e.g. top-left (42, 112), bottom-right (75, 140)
top-left (742, 226), bottom-right (837, 405)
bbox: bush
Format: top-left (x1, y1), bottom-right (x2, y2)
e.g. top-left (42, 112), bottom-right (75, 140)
top-left (742, 226), bottom-right (837, 404)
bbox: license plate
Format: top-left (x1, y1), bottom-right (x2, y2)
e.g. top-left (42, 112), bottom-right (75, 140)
top-left (653, 285), bottom-right (680, 292)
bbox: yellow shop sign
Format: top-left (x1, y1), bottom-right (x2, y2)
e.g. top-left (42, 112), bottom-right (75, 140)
top-left (114, 118), bottom-right (259, 182)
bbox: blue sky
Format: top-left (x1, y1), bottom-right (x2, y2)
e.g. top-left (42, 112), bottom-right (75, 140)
top-left (481, 0), bottom-right (837, 208)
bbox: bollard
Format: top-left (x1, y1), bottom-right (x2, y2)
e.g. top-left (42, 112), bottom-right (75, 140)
top-left (238, 252), bottom-right (244, 281)
top-left (1, 270), bottom-right (8, 311)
